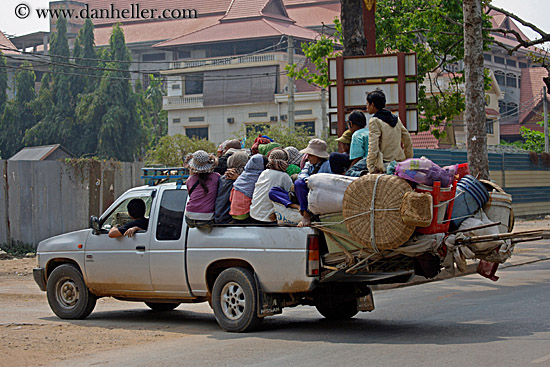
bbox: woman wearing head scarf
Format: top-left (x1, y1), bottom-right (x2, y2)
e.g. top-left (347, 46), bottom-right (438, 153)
top-left (214, 152), bottom-right (249, 224)
top-left (184, 150), bottom-right (220, 228)
top-left (250, 149), bottom-right (292, 222)
top-left (214, 139), bottom-right (244, 175)
top-left (230, 154), bottom-right (267, 222)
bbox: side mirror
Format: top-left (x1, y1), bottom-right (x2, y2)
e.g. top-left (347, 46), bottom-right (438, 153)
top-left (90, 216), bottom-right (101, 235)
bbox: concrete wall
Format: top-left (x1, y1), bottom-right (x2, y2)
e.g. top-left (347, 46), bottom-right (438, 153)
top-left (0, 160), bottom-right (144, 247)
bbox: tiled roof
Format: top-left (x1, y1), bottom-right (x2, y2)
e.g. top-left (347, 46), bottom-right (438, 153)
top-left (519, 67), bottom-right (548, 123)
top-left (488, 9), bottom-right (530, 41)
top-left (94, 16), bottom-right (219, 46)
top-left (222, 0), bottom-right (290, 22)
top-left (286, 2), bottom-right (340, 28)
top-left (500, 123), bottom-right (544, 137)
top-left (411, 127), bottom-right (444, 149)
top-left (153, 18), bottom-right (318, 48)
top-left (0, 31), bottom-right (19, 54)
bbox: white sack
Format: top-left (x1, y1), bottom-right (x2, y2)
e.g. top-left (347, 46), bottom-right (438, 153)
top-left (307, 174), bottom-right (358, 215)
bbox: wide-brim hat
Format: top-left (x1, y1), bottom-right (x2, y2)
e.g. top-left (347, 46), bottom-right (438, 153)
top-left (336, 129), bottom-right (353, 144)
top-left (300, 138), bottom-right (329, 159)
top-left (184, 150), bottom-right (218, 173)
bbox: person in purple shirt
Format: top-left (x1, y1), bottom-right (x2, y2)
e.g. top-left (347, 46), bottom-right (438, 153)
top-left (184, 150), bottom-right (220, 229)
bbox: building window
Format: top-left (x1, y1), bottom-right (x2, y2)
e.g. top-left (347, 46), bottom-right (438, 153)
top-left (248, 112), bottom-right (268, 118)
top-left (486, 119), bottom-right (494, 134)
top-left (507, 102), bottom-right (518, 117)
top-left (295, 121), bottom-right (315, 135)
top-left (519, 62), bottom-right (527, 68)
top-left (177, 50), bottom-right (191, 59)
top-left (295, 109), bottom-right (313, 116)
top-left (499, 100), bottom-right (506, 115)
top-left (495, 70), bottom-right (505, 86)
top-left (189, 116), bottom-right (205, 122)
top-left (494, 56), bottom-right (505, 64)
top-left (506, 59), bottom-right (517, 67)
top-left (185, 73), bottom-right (203, 95)
top-left (483, 54), bottom-right (492, 62)
top-left (142, 53), bottom-right (166, 62)
top-left (173, 118), bottom-right (181, 123)
top-left (506, 73), bottom-right (517, 88)
top-left (246, 124), bottom-right (270, 135)
top-left (186, 127), bottom-right (208, 140)
top-left (171, 83), bottom-right (180, 90)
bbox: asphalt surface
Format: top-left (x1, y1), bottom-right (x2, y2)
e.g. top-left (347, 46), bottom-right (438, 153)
top-left (53, 257), bottom-right (550, 367)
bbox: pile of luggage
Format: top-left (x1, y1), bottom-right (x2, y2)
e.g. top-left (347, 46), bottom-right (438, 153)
top-left (305, 158), bottom-right (542, 281)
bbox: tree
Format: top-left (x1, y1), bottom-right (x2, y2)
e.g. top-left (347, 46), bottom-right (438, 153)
top-left (145, 134), bottom-right (217, 167)
top-left (135, 75), bottom-right (167, 152)
top-left (0, 62), bottom-right (37, 158)
top-left (76, 24), bottom-right (145, 161)
top-left (341, 0), bottom-right (366, 56)
top-left (463, 0), bottom-right (489, 179)
top-left (0, 52), bottom-right (7, 113)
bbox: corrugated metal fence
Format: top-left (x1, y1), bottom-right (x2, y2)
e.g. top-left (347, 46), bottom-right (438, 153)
top-left (414, 149), bottom-right (550, 216)
top-left (1, 160), bottom-right (144, 247)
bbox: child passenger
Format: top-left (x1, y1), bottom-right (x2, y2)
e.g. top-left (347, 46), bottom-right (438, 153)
top-left (250, 149), bottom-right (292, 223)
top-left (184, 150), bottom-right (220, 228)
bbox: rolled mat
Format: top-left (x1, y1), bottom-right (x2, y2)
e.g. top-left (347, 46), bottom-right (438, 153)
top-left (343, 174), bottom-right (415, 251)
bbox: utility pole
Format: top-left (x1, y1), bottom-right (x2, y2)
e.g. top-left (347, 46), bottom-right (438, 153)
top-left (544, 86), bottom-right (549, 153)
top-left (287, 35), bottom-right (295, 130)
top-left (321, 88), bottom-right (328, 135)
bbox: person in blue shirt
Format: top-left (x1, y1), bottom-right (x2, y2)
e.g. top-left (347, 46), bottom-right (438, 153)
top-left (348, 109), bottom-right (369, 168)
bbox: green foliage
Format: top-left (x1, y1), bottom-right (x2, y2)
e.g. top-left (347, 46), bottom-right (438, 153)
top-left (286, 0), bottom-right (493, 135)
top-left (0, 52), bottom-right (7, 111)
top-left (0, 240), bottom-right (36, 258)
top-left (235, 123), bottom-right (312, 150)
top-left (0, 62), bottom-right (38, 158)
top-left (145, 134), bottom-right (217, 167)
top-left (135, 75), bottom-right (168, 150)
top-left (519, 122), bottom-right (545, 153)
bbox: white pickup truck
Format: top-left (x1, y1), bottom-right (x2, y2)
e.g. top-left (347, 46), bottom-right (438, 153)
top-left (33, 177), bottom-right (414, 332)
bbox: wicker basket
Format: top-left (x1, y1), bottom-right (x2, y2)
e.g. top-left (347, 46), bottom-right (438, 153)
top-left (342, 174), bottom-right (415, 251)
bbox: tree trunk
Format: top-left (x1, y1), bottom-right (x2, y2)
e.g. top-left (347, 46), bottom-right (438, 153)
top-left (463, 0), bottom-right (489, 180)
top-left (341, 0), bottom-right (367, 56)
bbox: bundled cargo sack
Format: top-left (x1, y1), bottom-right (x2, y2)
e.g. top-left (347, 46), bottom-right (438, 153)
top-left (395, 158), bottom-right (454, 187)
top-left (273, 203), bottom-right (302, 226)
top-left (307, 173), bottom-right (358, 215)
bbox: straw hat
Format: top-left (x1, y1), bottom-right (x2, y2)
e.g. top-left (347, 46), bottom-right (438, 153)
top-left (336, 129), bottom-right (353, 145)
top-left (342, 174), bottom-right (415, 250)
top-left (184, 150), bottom-right (218, 174)
top-left (300, 139), bottom-right (329, 159)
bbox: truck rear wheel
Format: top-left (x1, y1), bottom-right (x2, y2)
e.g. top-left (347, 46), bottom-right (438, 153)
top-left (47, 264), bottom-right (97, 319)
top-left (145, 302), bottom-right (180, 311)
top-left (316, 299), bottom-right (358, 320)
top-left (212, 267), bottom-right (263, 332)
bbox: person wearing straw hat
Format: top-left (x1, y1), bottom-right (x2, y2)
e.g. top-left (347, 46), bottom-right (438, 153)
top-left (295, 139), bottom-right (332, 226)
top-left (329, 128), bottom-right (353, 174)
top-left (184, 150), bottom-right (220, 228)
top-left (250, 149), bottom-right (292, 222)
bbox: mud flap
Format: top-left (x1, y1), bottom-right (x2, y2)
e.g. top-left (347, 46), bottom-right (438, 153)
top-left (254, 273), bottom-right (282, 317)
top-left (357, 292), bottom-right (375, 312)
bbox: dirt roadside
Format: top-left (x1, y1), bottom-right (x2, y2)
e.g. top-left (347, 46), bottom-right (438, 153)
top-left (0, 217), bottom-right (548, 367)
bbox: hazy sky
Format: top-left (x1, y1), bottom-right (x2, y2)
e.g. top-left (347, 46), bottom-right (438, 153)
top-left (0, 0), bottom-right (548, 42)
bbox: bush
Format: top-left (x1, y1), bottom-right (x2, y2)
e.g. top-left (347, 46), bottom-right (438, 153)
top-left (0, 240), bottom-right (36, 258)
top-left (145, 134), bottom-right (217, 167)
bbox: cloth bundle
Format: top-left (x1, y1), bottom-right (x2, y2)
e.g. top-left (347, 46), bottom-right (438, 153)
top-left (395, 158), bottom-right (455, 187)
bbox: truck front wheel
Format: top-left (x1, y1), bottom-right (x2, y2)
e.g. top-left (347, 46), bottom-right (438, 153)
top-left (47, 264), bottom-right (97, 319)
top-left (212, 267), bottom-right (263, 332)
top-left (316, 299), bottom-right (358, 320)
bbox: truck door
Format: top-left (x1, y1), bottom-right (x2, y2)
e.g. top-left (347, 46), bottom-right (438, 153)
top-left (149, 188), bottom-right (190, 295)
top-left (84, 191), bottom-right (154, 293)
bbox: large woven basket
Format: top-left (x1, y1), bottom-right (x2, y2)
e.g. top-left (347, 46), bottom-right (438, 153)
top-left (342, 174), bottom-right (415, 251)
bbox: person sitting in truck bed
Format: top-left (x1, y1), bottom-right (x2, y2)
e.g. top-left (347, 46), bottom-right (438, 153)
top-left (250, 149), bottom-right (292, 223)
top-left (230, 154), bottom-right (268, 223)
top-left (296, 139), bottom-right (332, 227)
top-left (214, 151), bottom-right (249, 224)
top-left (184, 150), bottom-right (220, 228)
top-left (214, 139), bottom-right (244, 176)
top-left (108, 198), bottom-right (148, 238)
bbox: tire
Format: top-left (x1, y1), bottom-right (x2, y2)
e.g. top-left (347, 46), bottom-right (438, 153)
top-left (316, 299), bottom-right (358, 320)
top-left (211, 267), bottom-right (263, 332)
top-left (46, 264), bottom-right (97, 319)
top-left (145, 302), bottom-right (180, 311)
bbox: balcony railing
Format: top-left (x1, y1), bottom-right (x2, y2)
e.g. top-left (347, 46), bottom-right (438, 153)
top-left (170, 52), bottom-right (286, 70)
top-left (163, 95), bottom-right (203, 108)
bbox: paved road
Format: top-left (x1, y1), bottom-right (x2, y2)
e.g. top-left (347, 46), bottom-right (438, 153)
top-left (53, 260), bottom-right (550, 367)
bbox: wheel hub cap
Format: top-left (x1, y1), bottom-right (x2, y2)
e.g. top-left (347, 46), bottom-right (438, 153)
top-left (221, 282), bottom-right (245, 320)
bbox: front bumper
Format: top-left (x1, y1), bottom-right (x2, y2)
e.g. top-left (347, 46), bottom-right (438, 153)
top-left (33, 268), bottom-right (47, 291)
